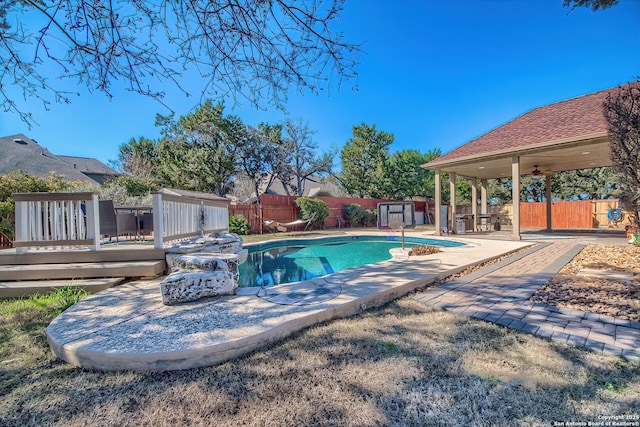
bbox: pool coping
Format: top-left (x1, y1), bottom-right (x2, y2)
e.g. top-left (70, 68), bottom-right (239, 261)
top-left (237, 233), bottom-right (467, 289)
top-left (46, 234), bottom-right (532, 371)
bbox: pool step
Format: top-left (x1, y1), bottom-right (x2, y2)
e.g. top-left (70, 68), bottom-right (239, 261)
top-left (319, 257), bottom-right (335, 274)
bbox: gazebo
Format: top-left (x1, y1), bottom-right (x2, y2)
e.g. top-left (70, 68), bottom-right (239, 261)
top-left (422, 85), bottom-right (620, 240)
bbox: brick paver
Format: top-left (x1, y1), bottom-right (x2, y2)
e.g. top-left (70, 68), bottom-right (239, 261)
top-left (415, 240), bottom-right (640, 361)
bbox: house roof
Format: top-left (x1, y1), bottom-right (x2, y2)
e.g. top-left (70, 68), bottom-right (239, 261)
top-left (262, 174), bottom-right (347, 198)
top-left (425, 86), bottom-right (615, 170)
top-left (157, 188), bottom-right (230, 204)
top-left (0, 134), bottom-right (117, 184)
top-left (57, 155), bottom-right (118, 175)
top-left (419, 84), bottom-right (640, 179)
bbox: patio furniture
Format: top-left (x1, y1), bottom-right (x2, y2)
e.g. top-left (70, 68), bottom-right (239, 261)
top-left (476, 214), bottom-right (492, 231)
top-left (99, 200), bottom-right (138, 242)
top-left (138, 212), bottom-right (154, 238)
top-left (261, 213), bottom-right (316, 234)
top-left (113, 206), bottom-right (153, 240)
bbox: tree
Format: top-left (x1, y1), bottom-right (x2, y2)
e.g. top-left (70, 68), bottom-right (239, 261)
top-left (487, 178), bottom-right (512, 205)
top-left (1, 1), bottom-right (360, 126)
top-left (154, 101), bottom-right (241, 196)
top-left (114, 137), bottom-right (161, 200)
top-left (339, 123), bottom-right (394, 198)
top-left (384, 148), bottom-right (441, 199)
top-left (236, 123), bottom-right (281, 202)
top-left (486, 167), bottom-right (620, 205)
top-left (554, 167), bottom-right (620, 200)
top-left (436, 174), bottom-right (472, 206)
top-left (520, 175), bottom-right (547, 202)
top-left (563, 0), bottom-right (618, 11)
top-left (118, 137), bottom-right (158, 182)
top-left (487, 175), bottom-right (549, 204)
top-left (604, 81), bottom-right (640, 228)
top-left (254, 123), bottom-right (290, 197)
top-left (282, 119), bottom-right (334, 197)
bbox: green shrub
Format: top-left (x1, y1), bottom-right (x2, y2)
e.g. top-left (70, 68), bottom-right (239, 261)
top-left (345, 203), bottom-right (365, 226)
top-left (0, 171), bottom-right (69, 200)
top-left (229, 214), bottom-right (250, 235)
top-left (0, 172), bottom-right (82, 240)
top-left (364, 209), bottom-right (378, 227)
top-left (0, 200), bottom-right (14, 238)
top-left (345, 204), bottom-right (377, 227)
top-left (295, 197), bottom-right (329, 228)
top-left (100, 177), bottom-right (153, 207)
top-left (105, 175), bottom-right (158, 197)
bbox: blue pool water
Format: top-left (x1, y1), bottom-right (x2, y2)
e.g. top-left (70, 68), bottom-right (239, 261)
top-left (238, 235), bottom-right (464, 288)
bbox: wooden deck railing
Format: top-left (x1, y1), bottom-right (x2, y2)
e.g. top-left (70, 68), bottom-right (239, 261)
top-left (152, 189), bottom-right (230, 249)
top-left (11, 189), bottom-right (230, 253)
top-left (12, 192), bottom-right (100, 253)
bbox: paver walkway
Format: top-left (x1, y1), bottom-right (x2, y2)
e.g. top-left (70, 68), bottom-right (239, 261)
top-left (415, 240), bottom-right (640, 361)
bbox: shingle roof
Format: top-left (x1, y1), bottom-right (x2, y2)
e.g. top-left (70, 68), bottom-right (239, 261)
top-left (58, 155), bottom-right (118, 175)
top-left (261, 174), bottom-right (347, 198)
top-left (157, 188), bottom-right (230, 203)
top-left (425, 85), bottom-right (619, 167)
top-left (0, 134), bottom-right (116, 183)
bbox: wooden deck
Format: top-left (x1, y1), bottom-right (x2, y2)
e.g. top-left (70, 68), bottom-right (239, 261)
top-left (0, 243), bottom-right (167, 299)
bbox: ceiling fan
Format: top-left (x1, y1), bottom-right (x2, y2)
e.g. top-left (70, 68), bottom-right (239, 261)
top-left (531, 165), bottom-right (542, 176)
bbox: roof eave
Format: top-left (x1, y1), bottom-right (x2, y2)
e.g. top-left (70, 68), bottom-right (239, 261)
top-left (421, 131), bottom-right (609, 170)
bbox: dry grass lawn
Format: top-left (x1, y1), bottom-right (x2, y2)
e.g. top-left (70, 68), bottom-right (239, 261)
top-left (2, 288), bottom-right (639, 426)
top-left (2, 239), bottom-right (639, 426)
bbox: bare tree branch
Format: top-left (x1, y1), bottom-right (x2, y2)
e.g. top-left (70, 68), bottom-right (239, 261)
top-left (0, 0), bottom-right (361, 126)
top-left (605, 80), bottom-right (640, 228)
top-left (563, 0), bottom-right (619, 11)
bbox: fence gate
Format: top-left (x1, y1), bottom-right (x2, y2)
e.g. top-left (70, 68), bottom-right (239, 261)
top-left (519, 200), bottom-right (594, 229)
top-left (551, 200), bottom-right (594, 229)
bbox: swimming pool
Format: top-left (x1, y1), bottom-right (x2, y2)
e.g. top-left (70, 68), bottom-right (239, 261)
top-left (238, 235), bottom-right (464, 288)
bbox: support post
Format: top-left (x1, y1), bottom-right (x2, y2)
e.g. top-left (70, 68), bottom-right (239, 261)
top-left (450, 172), bottom-right (457, 234)
top-left (471, 177), bottom-right (478, 231)
top-left (86, 193), bottom-right (100, 251)
top-left (545, 172), bottom-right (552, 232)
top-left (15, 199), bottom-right (28, 254)
top-left (481, 179), bottom-right (488, 215)
top-left (153, 192), bottom-right (165, 250)
top-left (511, 156), bottom-right (521, 240)
top-left (434, 168), bottom-right (442, 236)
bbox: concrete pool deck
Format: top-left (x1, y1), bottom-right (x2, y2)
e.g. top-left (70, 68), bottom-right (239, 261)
top-left (46, 232), bottom-right (640, 371)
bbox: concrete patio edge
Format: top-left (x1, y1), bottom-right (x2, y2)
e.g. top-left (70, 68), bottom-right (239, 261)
top-left (46, 236), bottom-right (531, 371)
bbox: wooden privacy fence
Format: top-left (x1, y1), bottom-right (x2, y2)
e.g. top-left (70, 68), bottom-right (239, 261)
top-left (457, 199), bottom-right (631, 230)
top-left (230, 194), bottom-right (429, 234)
top-left (233, 196), bottom-right (631, 233)
top-left (519, 201), bottom-right (593, 229)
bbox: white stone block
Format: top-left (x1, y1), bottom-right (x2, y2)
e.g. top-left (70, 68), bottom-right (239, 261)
top-left (161, 270), bottom-right (236, 305)
top-left (160, 232), bottom-right (246, 305)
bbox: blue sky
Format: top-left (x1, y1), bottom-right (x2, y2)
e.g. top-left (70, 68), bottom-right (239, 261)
top-left (1, 0), bottom-right (639, 167)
